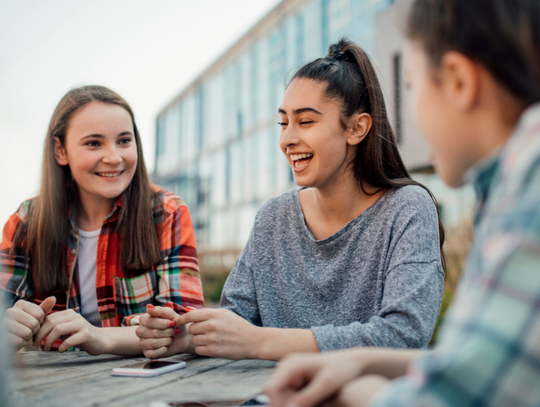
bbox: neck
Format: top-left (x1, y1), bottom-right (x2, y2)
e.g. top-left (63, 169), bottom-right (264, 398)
top-left (312, 171), bottom-right (381, 223)
top-left (472, 75), bottom-right (527, 162)
top-left (76, 194), bottom-right (116, 232)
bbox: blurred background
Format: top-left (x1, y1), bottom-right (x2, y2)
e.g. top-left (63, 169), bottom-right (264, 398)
top-left (0, 0), bottom-right (474, 340)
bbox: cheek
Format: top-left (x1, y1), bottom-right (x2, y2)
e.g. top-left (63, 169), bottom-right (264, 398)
top-left (68, 149), bottom-right (96, 173)
top-left (125, 147), bottom-right (138, 169)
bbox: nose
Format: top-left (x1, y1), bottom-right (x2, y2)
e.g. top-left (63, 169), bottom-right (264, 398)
top-left (102, 145), bottom-right (122, 165)
top-left (279, 123), bottom-right (299, 151)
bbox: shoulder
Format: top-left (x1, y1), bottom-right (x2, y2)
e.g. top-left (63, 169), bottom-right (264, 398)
top-left (1, 199), bottom-right (35, 247)
top-left (383, 184), bottom-right (436, 216)
top-left (255, 188), bottom-right (298, 223)
top-left (13, 199), bottom-right (35, 221)
top-left (151, 185), bottom-right (189, 216)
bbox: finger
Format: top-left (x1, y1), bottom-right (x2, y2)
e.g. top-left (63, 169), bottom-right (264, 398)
top-left (190, 333), bottom-right (211, 346)
top-left (57, 332), bottom-right (86, 353)
top-left (38, 296), bottom-right (57, 320)
top-left (288, 371), bottom-right (344, 407)
top-left (187, 320), bottom-right (213, 335)
top-left (139, 313), bottom-right (175, 330)
top-left (5, 316), bottom-right (34, 343)
top-left (173, 309), bottom-right (211, 327)
top-left (6, 308), bottom-right (40, 337)
top-left (194, 345), bottom-right (212, 357)
top-left (146, 305), bottom-right (179, 320)
top-left (135, 325), bottom-right (175, 339)
top-left (42, 320), bottom-right (80, 351)
top-left (143, 346), bottom-right (169, 359)
top-left (33, 311), bottom-right (76, 347)
top-left (139, 337), bottom-right (173, 351)
top-left (266, 359), bottom-right (319, 407)
top-left (13, 300), bottom-right (46, 322)
top-left (6, 331), bottom-right (28, 350)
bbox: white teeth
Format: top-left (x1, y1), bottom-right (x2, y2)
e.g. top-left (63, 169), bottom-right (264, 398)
top-left (96, 172), bottom-right (122, 178)
top-left (290, 153), bottom-right (313, 161)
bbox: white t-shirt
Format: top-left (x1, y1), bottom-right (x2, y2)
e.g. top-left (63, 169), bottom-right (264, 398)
top-left (77, 228), bottom-right (101, 327)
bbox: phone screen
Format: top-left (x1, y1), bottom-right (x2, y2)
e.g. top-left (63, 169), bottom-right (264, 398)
top-left (124, 361), bottom-right (181, 370)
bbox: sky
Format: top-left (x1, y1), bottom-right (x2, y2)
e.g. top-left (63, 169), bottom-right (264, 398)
top-left (0, 0), bottom-right (281, 228)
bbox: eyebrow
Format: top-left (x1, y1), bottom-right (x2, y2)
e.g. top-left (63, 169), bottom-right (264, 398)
top-left (278, 107), bottom-right (323, 115)
top-left (81, 131), bottom-right (133, 140)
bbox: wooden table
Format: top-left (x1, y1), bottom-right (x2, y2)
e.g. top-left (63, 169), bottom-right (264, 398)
top-left (10, 351), bottom-right (277, 407)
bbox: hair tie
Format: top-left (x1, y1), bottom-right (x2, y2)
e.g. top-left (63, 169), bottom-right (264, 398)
top-left (328, 49), bottom-right (349, 62)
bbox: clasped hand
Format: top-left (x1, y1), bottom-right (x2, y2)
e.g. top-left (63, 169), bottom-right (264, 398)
top-left (5, 297), bottom-right (105, 354)
top-left (137, 305), bottom-right (259, 360)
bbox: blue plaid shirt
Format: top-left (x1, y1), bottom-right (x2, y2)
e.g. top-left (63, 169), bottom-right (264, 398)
top-left (371, 103), bottom-right (540, 407)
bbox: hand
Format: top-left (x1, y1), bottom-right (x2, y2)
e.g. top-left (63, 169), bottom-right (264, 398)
top-left (334, 375), bottom-right (390, 407)
top-left (4, 297), bottom-right (56, 351)
top-left (173, 308), bottom-right (260, 359)
top-left (137, 305), bottom-right (191, 359)
top-left (265, 351), bottom-right (366, 407)
top-left (33, 309), bottom-right (104, 354)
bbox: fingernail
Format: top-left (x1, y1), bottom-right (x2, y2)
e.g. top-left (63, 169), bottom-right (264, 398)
top-left (146, 304), bottom-right (155, 309)
top-left (168, 321), bottom-right (175, 328)
top-left (174, 329), bottom-right (181, 335)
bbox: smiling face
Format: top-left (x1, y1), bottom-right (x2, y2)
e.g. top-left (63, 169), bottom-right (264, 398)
top-left (279, 78), bottom-right (361, 190)
top-left (54, 101), bottom-right (138, 208)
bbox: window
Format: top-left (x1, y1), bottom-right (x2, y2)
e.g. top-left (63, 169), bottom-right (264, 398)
top-left (393, 52), bottom-right (402, 144)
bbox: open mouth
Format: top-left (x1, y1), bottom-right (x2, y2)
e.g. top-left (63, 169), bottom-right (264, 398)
top-left (95, 170), bottom-right (124, 178)
top-left (290, 153), bottom-right (313, 171)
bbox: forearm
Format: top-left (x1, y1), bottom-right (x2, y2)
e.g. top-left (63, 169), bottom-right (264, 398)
top-left (256, 327), bottom-right (319, 361)
top-left (100, 326), bottom-right (143, 356)
top-left (350, 347), bottom-right (422, 379)
top-left (338, 375), bottom-right (391, 407)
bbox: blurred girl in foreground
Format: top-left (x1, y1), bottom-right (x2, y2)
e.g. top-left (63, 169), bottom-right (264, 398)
top-left (1, 85), bottom-right (203, 355)
top-left (265, 0), bottom-right (540, 405)
top-left (137, 39), bottom-right (445, 360)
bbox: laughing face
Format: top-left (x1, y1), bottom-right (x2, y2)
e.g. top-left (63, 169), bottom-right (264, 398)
top-left (279, 78), bottom-right (358, 189)
top-left (54, 101), bottom-right (138, 208)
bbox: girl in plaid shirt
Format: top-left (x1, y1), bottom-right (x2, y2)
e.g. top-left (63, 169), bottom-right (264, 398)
top-left (1, 85), bottom-right (203, 355)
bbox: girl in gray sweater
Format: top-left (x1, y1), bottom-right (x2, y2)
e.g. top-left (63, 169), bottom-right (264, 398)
top-left (136, 39), bottom-right (445, 361)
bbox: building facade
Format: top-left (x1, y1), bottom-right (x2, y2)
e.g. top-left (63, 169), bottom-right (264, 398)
top-left (154, 0), bottom-right (474, 263)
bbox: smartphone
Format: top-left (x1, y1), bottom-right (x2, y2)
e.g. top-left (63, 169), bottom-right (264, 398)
top-left (112, 360), bottom-right (187, 377)
top-left (148, 395), bottom-right (269, 407)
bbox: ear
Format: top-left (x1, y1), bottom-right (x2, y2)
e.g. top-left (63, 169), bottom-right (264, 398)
top-left (347, 113), bottom-right (372, 146)
top-left (53, 137), bottom-right (68, 166)
top-left (439, 51), bottom-right (481, 110)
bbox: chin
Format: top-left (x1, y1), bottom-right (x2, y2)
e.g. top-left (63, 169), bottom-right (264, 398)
top-left (438, 168), bottom-right (467, 188)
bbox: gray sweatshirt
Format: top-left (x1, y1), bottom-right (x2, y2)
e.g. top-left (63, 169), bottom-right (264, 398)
top-left (221, 186), bottom-right (444, 351)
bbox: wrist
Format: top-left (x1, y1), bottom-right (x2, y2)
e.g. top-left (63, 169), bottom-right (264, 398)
top-left (97, 327), bottom-right (114, 355)
top-left (246, 325), bottom-right (268, 359)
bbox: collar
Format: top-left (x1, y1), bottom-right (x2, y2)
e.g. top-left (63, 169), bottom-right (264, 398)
top-left (464, 101), bottom-right (540, 221)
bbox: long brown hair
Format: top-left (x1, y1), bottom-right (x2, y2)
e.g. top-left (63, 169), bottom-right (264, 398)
top-left (14, 85), bottom-right (163, 293)
top-left (291, 38), bottom-right (445, 267)
top-left (406, 0), bottom-right (540, 106)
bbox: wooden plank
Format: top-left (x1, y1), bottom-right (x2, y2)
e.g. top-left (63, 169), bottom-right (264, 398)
top-left (107, 359), bottom-right (277, 407)
top-left (11, 352), bottom-right (237, 407)
top-left (13, 352), bottom-right (131, 387)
